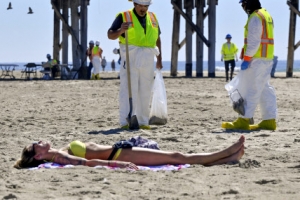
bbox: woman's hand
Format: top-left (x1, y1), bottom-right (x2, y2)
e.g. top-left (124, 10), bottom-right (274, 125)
top-left (109, 161), bottom-right (138, 170)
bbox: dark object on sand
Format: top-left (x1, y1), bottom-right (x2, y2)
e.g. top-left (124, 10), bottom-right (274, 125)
top-left (149, 116), bottom-right (167, 125)
top-left (230, 89), bottom-right (245, 116)
top-left (233, 97), bottom-right (245, 116)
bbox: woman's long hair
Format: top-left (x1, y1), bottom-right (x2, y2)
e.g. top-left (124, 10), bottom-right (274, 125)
top-left (14, 146), bottom-right (46, 169)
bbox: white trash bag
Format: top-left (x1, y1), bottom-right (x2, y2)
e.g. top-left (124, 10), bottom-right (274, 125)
top-left (149, 70), bottom-right (168, 125)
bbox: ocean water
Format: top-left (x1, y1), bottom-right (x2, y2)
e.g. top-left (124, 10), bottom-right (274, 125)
top-left (4, 60), bottom-right (300, 73)
top-left (162, 60), bottom-right (300, 73)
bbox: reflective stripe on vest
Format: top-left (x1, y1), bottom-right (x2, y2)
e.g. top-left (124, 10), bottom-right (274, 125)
top-left (123, 10), bottom-right (158, 28)
top-left (118, 9), bottom-right (159, 47)
top-left (123, 11), bottom-right (134, 28)
top-left (148, 12), bottom-right (158, 28)
top-left (244, 9), bottom-right (274, 59)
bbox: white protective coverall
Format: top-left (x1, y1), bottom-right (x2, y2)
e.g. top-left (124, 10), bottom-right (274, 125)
top-left (92, 55), bottom-right (101, 75)
top-left (119, 44), bottom-right (159, 126)
top-left (225, 14), bottom-right (277, 120)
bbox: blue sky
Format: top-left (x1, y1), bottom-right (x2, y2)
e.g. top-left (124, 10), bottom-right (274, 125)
top-left (0, 0), bottom-right (299, 63)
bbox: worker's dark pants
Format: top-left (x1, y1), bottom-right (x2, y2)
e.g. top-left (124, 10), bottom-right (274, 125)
top-left (87, 62), bottom-right (93, 80)
top-left (224, 60), bottom-right (236, 81)
top-left (51, 66), bottom-right (59, 79)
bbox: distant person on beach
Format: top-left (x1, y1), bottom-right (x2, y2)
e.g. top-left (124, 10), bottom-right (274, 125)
top-left (14, 135), bottom-right (245, 169)
top-left (101, 56), bottom-right (107, 72)
top-left (107, 0), bottom-right (163, 130)
top-left (91, 40), bottom-right (103, 80)
top-left (113, 48), bottom-right (121, 78)
top-left (222, 0), bottom-right (277, 131)
top-left (111, 59), bottom-right (116, 71)
top-left (221, 34), bottom-right (238, 81)
top-left (113, 48), bottom-right (121, 65)
top-left (86, 40), bottom-right (94, 80)
top-left (271, 56), bottom-right (278, 78)
top-left (44, 54), bottom-right (58, 79)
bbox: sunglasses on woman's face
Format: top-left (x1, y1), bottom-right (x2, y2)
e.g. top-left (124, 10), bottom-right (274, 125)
top-left (30, 142), bottom-right (38, 156)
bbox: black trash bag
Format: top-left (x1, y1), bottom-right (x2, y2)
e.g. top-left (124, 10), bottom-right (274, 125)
top-left (230, 89), bottom-right (245, 116)
top-left (233, 97), bottom-right (245, 116)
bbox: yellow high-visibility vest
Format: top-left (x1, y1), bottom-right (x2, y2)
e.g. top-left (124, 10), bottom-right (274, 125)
top-left (47, 59), bottom-right (57, 68)
top-left (118, 9), bottom-right (159, 48)
top-left (244, 8), bottom-right (274, 59)
top-left (92, 46), bottom-right (101, 58)
top-left (221, 43), bottom-right (238, 61)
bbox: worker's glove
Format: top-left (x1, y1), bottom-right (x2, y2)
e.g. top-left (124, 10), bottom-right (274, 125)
top-left (241, 56), bottom-right (252, 70)
top-left (241, 61), bottom-right (249, 70)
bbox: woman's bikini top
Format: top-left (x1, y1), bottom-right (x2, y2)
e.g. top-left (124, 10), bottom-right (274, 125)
top-left (69, 140), bottom-right (86, 158)
top-left (69, 140), bottom-right (122, 160)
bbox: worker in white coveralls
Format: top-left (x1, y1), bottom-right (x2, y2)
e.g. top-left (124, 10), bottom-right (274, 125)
top-left (91, 40), bottom-right (103, 80)
top-left (222, 0), bottom-right (277, 130)
top-left (107, 0), bottom-right (163, 130)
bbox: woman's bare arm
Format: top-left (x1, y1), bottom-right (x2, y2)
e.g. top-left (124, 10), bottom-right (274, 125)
top-left (53, 152), bottom-right (138, 169)
top-left (53, 152), bottom-right (105, 166)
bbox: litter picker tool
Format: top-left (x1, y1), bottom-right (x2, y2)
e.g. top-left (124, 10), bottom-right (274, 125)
top-left (125, 30), bottom-right (139, 130)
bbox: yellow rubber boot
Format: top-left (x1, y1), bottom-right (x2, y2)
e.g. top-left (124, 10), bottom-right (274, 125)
top-left (249, 119), bottom-right (276, 130)
top-left (121, 124), bottom-right (129, 130)
top-left (139, 125), bottom-right (151, 130)
top-left (96, 74), bottom-right (100, 80)
top-left (221, 117), bottom-right (250, 130)
top-left (91, 74), bottom-right (95, 80)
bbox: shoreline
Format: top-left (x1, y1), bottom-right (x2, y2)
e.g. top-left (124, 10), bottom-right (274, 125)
top-left (5, 70), bottom-right (300, 80)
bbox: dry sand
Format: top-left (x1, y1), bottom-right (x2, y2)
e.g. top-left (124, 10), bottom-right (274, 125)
top-left (0, 70), bottom-right (300, 200)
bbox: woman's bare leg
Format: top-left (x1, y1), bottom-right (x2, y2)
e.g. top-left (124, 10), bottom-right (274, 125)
top-left (117, 135), bottom-right (245, 166)
top-left (184, 135), bottom-right (245, 165)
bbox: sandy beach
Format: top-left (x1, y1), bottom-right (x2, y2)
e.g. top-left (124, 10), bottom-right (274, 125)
top-left (1, 70), bottom-right (300, 200)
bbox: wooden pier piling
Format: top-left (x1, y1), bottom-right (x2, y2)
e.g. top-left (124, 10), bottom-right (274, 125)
top-left (170, 0), bottom-right (216, 77)
top-left (51, 0), bottom-right (89, 79)
top-left (286, 0), bottom-right (299, 77)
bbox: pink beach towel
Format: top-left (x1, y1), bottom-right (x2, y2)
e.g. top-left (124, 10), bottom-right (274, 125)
top-left (29, 162), bottom-right (190, 171)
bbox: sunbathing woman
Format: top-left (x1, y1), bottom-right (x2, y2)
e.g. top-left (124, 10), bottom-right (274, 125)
top-left (14, 135), bottom-right (245, 169)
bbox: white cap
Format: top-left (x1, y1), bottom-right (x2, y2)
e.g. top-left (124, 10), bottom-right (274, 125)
top-left (89, 40), bottom-right (94, 44)
top-left (95, 40), bottom-right (100, 46)
top-left (133, 0), bottom-right (152, 5)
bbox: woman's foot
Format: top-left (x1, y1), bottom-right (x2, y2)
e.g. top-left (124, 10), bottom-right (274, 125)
top-left (219, 135), bottom-right (245, 157)
top-left (205, 144), bottom-right (245, 166)
top-left (199, 135), bottom-right (245, 166)
top-left (227, 144), bottom-right (245, 162)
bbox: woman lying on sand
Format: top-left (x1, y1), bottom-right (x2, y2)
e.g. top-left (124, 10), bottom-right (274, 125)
top-left (14, 135), bottom-right (245, 169)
